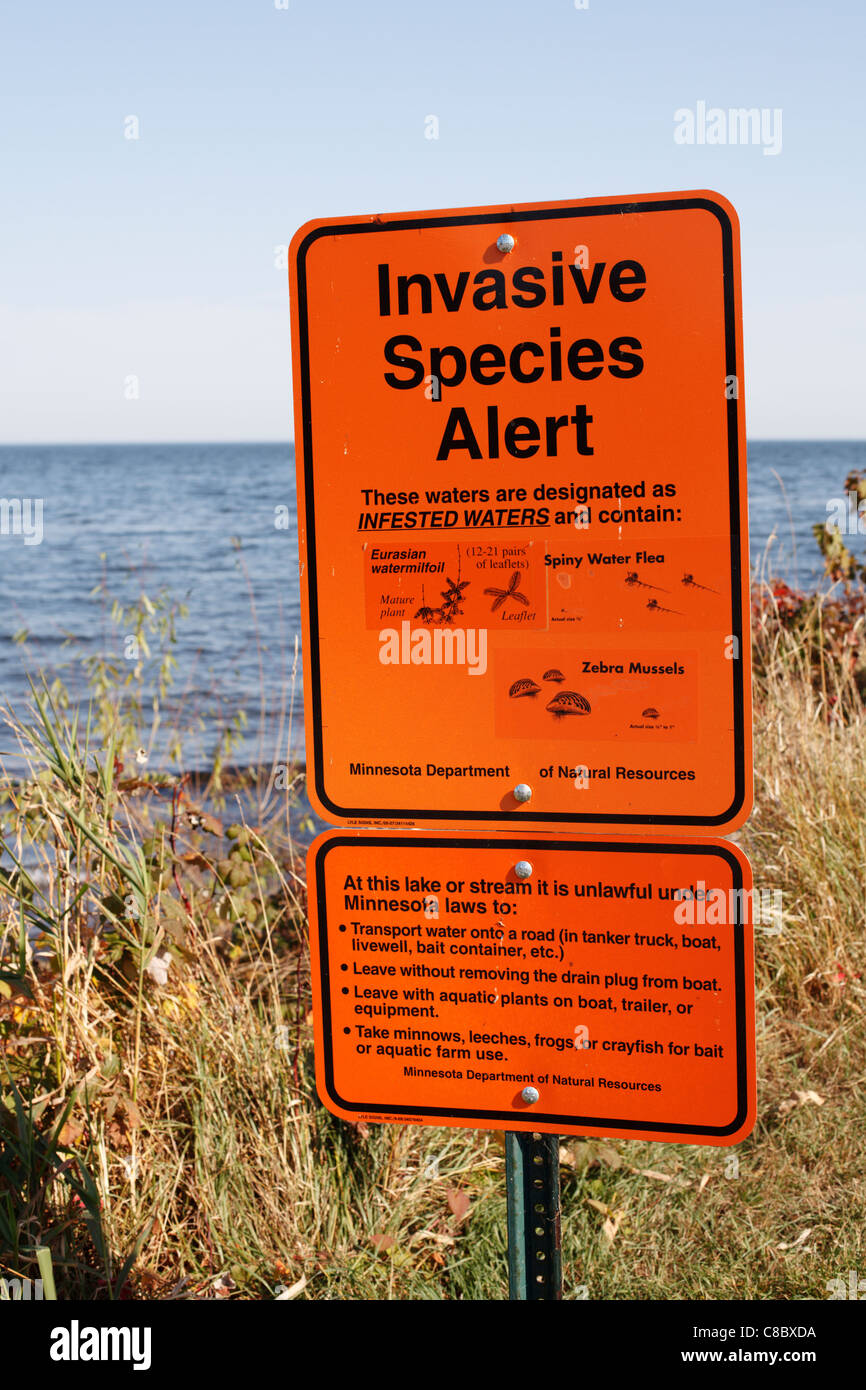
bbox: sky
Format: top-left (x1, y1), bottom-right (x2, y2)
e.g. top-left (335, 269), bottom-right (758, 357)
top-left (0, 0), bottom-right (863, 443)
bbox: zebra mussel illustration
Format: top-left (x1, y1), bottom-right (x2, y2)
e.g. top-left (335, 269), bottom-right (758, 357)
top-left (508, 667), bottom-right (592, 717)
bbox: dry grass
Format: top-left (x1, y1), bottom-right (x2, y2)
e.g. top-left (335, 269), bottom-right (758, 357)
top-left (1, 592), bottom-right (864, 1301)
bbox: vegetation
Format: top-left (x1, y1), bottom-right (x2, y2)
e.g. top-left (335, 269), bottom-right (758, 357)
top-left (1, 519), bottom-right (865, 1301)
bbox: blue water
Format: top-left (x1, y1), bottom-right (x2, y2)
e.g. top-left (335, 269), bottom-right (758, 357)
top-left (0, 443), bottom-right (299, 774)
top-left (0, 440), bottom-right (862, 772)
top-left (747, 440), bottom-right (865, 589)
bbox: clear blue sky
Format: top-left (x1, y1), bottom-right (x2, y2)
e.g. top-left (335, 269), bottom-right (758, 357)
top-left (1, 0), bottom-right (863, 442)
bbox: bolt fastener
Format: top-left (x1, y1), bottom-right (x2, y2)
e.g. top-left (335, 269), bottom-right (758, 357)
top-left (513, 782), bottom-right (532, 803)
top-left (496, 232), bottom-right (515, 253)
top-left (514, 860), bottom-right (533, 879)
top-left (521, 1086), bottom-right (540, 1105)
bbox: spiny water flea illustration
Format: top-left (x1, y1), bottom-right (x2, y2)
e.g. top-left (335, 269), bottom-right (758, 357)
top-left (682, 573), bottom-right (720, 594)
top-left (625, 571), bottom-right (669, 592)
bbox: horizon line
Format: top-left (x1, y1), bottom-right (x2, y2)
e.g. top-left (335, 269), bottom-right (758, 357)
top-left (0, 436), bottom-right (864, 449)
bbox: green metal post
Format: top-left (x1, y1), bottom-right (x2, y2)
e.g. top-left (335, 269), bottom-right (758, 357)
top-left (505, 1131), bottom-right (562, 1300)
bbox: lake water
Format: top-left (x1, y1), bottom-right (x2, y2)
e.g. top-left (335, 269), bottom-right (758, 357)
top-left (0, 440), bottom-right (862, 773)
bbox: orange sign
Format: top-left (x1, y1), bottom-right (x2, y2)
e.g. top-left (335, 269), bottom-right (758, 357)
top-left (290, 191), bottom-right (751, 832)
top-left (308, 832), bottom-right (756, 1144)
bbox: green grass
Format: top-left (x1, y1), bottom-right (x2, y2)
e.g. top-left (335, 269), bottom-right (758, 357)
top-left (1, 583), bottom-right (865, 1300)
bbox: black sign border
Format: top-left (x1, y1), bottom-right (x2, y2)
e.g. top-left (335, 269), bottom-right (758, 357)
top-left (313, 834), bottom-right (752, 1138)
top-left (294, 195), bottom-right (747, 828)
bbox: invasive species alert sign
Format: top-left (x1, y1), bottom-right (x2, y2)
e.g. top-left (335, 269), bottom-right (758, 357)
top-left (307, 833), bottom-right (756, 1144)
top-left (290, 191), bottom-right (751, 833)
top-left (289, 191), bottom-right (757, 1160)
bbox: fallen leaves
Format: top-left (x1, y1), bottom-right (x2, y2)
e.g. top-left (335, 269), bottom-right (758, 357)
top-left (368, 1223), bottom-right (460, 1274)
top-left (105, 1093), bottom-right (142, 1152)
top-left (145, 950), bottom-right (171, 986)
top-left (779, 1090), bottom-right (825, 1114)
top-left (58, 1117), bottom-right (86, 1148)
top-left (370, 1232), bottom-right (396, 1252)
top-left (367, 1185), bottom-right (472, 1270)
top-left (158, 978), bottom-right (200, 1021)
top-left (776, 1228), bottom-right (815, 1253)
top-left (585, 1198), bottom-right (627, 1245)
top-left (559, 1139), bottom-right (624, 1171)
top-left (274, 1275), bottom-right (307, 1300)
top-left (180, 851), bottom-right (212, 872)
top-left (446, 1188), bottom-right (471, 1224)
top-left (560, 1139), bottom-right (692, 1189)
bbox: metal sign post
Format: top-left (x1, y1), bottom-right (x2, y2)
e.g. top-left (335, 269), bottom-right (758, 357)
top-left (505, 1130), bottom-right (562, 1300)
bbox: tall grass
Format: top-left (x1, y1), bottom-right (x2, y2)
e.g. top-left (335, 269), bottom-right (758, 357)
top-left (0, 578), bottom-right (864, 1300)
